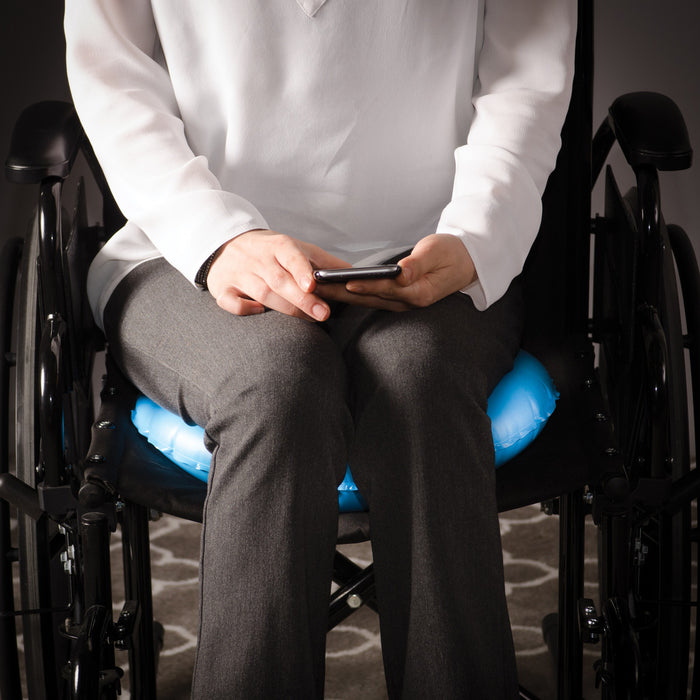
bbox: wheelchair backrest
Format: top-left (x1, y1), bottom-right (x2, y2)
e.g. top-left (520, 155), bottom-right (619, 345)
top-left (521, 0), bottom-right (593, 348)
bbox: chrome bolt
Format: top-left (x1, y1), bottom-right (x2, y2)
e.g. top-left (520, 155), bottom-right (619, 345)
top-left (347, 594), bottom-right (363, 609)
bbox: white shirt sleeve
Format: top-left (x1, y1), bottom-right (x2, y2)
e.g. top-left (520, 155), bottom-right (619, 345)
top-left (437, 0), bottom-right (577, 310)
top-left (64, 0), bottom-right (269, 284)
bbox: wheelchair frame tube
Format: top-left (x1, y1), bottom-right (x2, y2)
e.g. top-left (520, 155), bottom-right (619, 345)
top-left (556, 491), bottom-right (585, 700)
top-left (639, 305), bottom-right (670, 480)
top-left (636, 167), bottom-right (664, 317)
top-left (36, 178), bottom-right (71, 489)
top-left (39, 314), bottom-right (68, 488)
top-left (78, 512), bottom-right (117, 699)
top-left (37, 179), bottom-right (67, 326)
top-left (81, 513), bottom-right (113, 613)
top-left (120, 502), bottom-right (158, 700)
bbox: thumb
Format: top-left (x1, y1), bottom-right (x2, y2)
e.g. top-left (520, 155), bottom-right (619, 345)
top-left (396, 249), bottom-right (431, 287)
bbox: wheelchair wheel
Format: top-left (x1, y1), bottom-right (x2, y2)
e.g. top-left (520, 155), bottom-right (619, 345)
top-left (595, 179), bottom-right (692, 699)
top-left (12, 218), bottom-right (77, 700)
top-left (12, 198), bottom-right (148, 699)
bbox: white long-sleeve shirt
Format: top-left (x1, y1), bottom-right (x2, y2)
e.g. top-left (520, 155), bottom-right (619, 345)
top-left (64, 0), bottom-right (575, 327)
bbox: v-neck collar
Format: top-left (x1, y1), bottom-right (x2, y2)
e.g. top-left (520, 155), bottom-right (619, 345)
top-left (296, 0), bottom-right (329, 18)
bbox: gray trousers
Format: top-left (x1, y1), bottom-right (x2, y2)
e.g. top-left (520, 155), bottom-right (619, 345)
top-left (104, 257), bottom-right (523, 699)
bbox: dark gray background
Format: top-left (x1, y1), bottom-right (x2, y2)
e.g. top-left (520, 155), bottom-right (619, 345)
top-left (2, 2), bottom-right (71, 243)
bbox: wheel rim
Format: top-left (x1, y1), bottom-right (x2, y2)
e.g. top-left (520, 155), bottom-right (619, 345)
top-left (14, 218), bottom-right (71, 700)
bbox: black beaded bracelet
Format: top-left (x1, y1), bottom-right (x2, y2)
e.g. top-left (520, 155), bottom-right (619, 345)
top-left (195, 250), bottom-right (218, 290)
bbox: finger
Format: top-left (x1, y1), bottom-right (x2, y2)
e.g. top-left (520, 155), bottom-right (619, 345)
top-left (215, 288), bottom-right (266, 316)
top-left (344, 235), bottom-right (472, 308)
top-left (262, 240), bottom-right (340, 319)
top-left (344, 276), bottom-right (410, 299)
top-left (342, 255), bottom-right (419, 297)
top-left (273, 238), bottom-right (322, 293)
top-left (215, 278), bottom-right (312, 319)
top-left (206, 232), bottom-right (334, 320)
top-left (345, 274), bottom-right (441, 308)
top-left (316, 283), bottom-right (411, 312)
top-left (252, 269), bottom-right (330, 320)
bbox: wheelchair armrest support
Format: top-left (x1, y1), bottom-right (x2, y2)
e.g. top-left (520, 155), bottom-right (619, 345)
top-left (607, 92), bottom-right (692, 172)
top-left (5, 101), bottom-right (84, 184)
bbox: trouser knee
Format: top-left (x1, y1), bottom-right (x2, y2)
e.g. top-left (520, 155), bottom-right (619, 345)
top-left (205, 323), bottom-right (351, 495)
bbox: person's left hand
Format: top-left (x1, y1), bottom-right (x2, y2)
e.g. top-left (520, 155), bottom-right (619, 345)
top-left (316, 234), bottom-right (477, 310)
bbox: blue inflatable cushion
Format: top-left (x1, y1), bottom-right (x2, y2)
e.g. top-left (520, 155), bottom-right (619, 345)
top-left (131, 349), bottom-right (558, 512)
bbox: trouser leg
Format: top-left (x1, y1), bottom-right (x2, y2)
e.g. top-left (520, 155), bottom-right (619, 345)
top-left (104, 259), bottom-right (350, 699)
top-left (105, 257), bottom-right (523, 698)
top-left (330, 288), bottom-right (522, 699)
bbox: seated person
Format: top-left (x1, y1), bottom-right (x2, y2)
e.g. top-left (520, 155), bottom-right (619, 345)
top-left (64, 1), bottom-right (575, 697)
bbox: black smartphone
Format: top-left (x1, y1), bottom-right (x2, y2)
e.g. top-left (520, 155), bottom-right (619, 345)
top-left (313, 264), bottom-right (402, 284)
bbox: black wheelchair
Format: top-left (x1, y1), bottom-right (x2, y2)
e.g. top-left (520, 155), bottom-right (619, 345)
top-left (1, 2), bottom-right (698, 698)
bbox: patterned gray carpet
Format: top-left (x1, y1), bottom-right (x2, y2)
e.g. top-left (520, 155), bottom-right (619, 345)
top-left (108, 504), bottom-right (601, 699)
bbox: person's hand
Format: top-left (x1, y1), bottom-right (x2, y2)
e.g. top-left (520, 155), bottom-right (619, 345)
top-left (316, 234), bottom-right (477, 310)
top-left (206, 229), bottom-right (350, 321)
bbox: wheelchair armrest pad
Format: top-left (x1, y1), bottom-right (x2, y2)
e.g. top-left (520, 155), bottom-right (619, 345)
top-left (5, 101), bottom-right (83, 184)
top-left (607, 92), bottom-right (692, 172)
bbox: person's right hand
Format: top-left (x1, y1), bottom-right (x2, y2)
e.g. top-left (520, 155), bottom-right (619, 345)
top-left (205, 229), bottom-right (350, 321)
